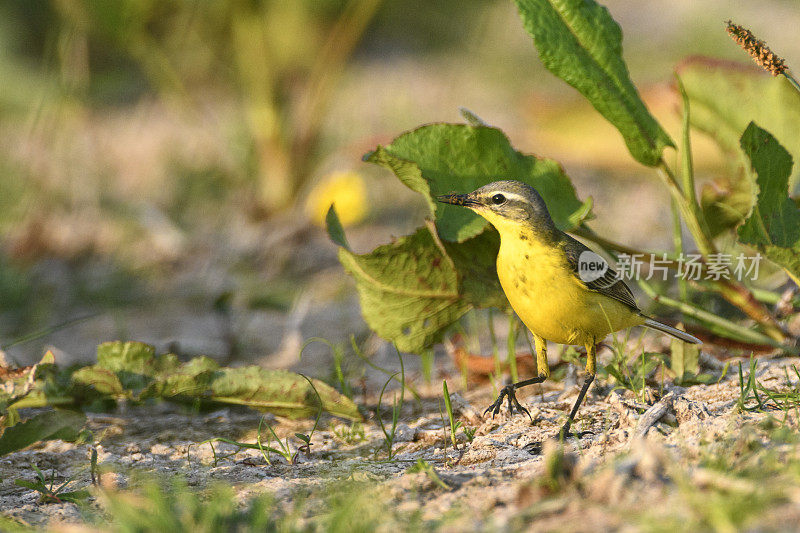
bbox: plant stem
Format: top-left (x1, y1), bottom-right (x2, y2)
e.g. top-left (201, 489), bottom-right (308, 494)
top-left (675, 76), bottom-right (694, 303)
top-left (784, 71), bottom-right (800, 94)
top-left (579, 224), bottom-right (787, 343)
top-left (507, 313), bottom-right (518, 382)
top-left (488, 309), bottom-right (502, 380)
top-left (677, 76), bottom-right (700, 210)
top-left (658, 162), bottom-right (785, 342)
top-left (750, 287), bottom-right (800, 308)
top-left (670, 198), bottom-right (688, 302)
top-left (637, 279), bottom-right (787, 349)
top-left (657, 161), bottom-right (715, 257)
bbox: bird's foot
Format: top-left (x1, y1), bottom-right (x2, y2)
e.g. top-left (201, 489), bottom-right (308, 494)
top-left (484, 384), bottom-right (532, 421)
top-left (557, 425), bottom-right (594, 441)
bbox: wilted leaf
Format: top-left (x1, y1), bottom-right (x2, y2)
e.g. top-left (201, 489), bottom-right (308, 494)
top-left (145, 356), bottom-right (218, 398)
top-left (0, 410), bottom-right (86, 456)
top-left (72, 367), bottom-right (126, 396)
top-left (210, 367), bottom-right (360, 420)
top-left (364, 124), bottom-right (591, 242)
top-left (513, 0), bottom-right (673, 166)
top-left (738, 122), bottom-right (800, 285)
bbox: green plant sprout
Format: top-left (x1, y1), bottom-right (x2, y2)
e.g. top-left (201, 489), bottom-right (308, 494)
top-left (463, 426), bottom-right (477, 443)
top-left (292, 374), bottom-right (325, 462)
top-left (737, 356), bottom-right (800, 420)
top-left (375, 349), bottom-right (406, 458)
top-left (191, 416), bottom-right (293, 467)
top-left (737, 355), bottom-right (765, 412)
top-left (300, 337), bottom-right (353, 399)
top-left (15, 463), bottom-right (90, 504)
top-left (259, 417), bottom-right (293, 465)
top-left (331, 421), bottom-right (366, 445)
top-left (196, 375), bottom-right (325, 467)
top-left (407, 459), bottom-right (451, 490)
top-left (442, 380), bottom-right (461, 448)
top-left (350, 335), bottom-right (421, 402)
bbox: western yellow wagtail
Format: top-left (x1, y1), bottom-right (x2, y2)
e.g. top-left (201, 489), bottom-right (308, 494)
top-left (438, 180), bottom-right (700, 439)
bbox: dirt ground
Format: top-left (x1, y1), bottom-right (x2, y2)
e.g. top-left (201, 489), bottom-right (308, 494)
top-left (3, 349), bottom-right (798, 531)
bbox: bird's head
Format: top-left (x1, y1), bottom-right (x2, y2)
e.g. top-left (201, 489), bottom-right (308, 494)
top-left (437, 180), bottom-right (556, 237)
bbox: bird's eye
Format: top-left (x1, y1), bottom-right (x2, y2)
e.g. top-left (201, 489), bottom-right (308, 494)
top-left (491, 193), bottom-right (506, 205)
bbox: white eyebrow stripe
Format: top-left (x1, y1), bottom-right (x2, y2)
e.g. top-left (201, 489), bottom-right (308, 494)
top-left (490, 191), bottom-right (527, 203)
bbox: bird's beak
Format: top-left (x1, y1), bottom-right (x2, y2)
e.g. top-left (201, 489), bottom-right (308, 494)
top-left (436, 193), bottom-right (477, 207)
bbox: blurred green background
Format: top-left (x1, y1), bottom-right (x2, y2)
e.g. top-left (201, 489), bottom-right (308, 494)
top-left (0, 0), bottom-right (798, 366)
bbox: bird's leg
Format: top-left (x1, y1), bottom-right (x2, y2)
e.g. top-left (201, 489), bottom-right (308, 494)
top-left (558, 341), bottom-right (597, 440)
top-left (484, 334), bottom-right (550, 420)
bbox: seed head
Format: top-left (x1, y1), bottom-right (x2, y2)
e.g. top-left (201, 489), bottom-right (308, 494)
top-left (726, 20), bottom-right (787, 76)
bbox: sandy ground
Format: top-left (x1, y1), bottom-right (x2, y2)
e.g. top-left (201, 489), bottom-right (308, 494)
top-left (2, 351), bottom-right (797, 530)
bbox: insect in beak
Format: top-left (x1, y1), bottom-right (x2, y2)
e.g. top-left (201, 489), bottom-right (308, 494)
top-left (436, 193), bottom-right (477, 207)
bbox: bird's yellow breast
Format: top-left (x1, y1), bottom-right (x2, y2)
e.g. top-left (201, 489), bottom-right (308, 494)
top-left (495, 226), bottom-right (643, 346)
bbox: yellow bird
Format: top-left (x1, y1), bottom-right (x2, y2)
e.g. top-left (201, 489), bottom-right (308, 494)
top-left (438, 180), bottom-right (700, 439)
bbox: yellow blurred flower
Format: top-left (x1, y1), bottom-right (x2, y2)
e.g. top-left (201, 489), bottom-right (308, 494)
top-left (305, 171), bottom-right (368, 227)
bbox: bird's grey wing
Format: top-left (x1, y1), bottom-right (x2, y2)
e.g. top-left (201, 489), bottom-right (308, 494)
top-left (560, 233), bottom-right (641, 312)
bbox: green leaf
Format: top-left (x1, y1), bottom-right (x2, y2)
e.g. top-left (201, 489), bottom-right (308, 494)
top-left (738, 122), bottom-right (800, 285)
top-left (336, 221), bottom-right (505, 353)
top-left (349, 123), bottom-right (589, 350)
top-left (46, 489), bottom-right (92, 504)
top-left (14, 478), bottom-right (91, 504)
top-left (325, 205), bottom-right (349, 249)
top-left (364, 124), bottom-right (591, 242)
top-left (442, 227), bottom-right (507, 310)
top-left (513, 0), bottom-right (673, 166)
top-left (96, 341), bottom-right (157, 393)
top-left (210, 367), bottom-right (360, 420)
top-left (0, 410), bottom-right (86, 456)
top-left (97, 341), bottom-right (157, 373)
top-left (14, 479), bottom-right (46, 492)
top-left (678, 59), bottom-right (800, 195)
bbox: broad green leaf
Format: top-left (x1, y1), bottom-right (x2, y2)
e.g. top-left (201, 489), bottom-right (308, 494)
top-left (97, 341), bottom-right (157, 373)
top-left (210, 367), bottom-right (360, 420)
top-left (513, 0), bottom-right (673, 166)
top-left (364, 124), bottom-right (591, 242)
top-left (738, 123), bottom-right (800, 285)
top-left (0, 410), bottom-right (86, 456)
top-left (442, 227), bottom-right (506, 310)
top-left (678, 59), bottom-right (800, 196)
top-left (96, 341), bottom-right (157, 393)
top-left (334, 217), bottom-right (469, 353)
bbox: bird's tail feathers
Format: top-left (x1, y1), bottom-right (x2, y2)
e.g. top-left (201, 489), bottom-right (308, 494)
top-left (643, 318), bottom-right (702, 344)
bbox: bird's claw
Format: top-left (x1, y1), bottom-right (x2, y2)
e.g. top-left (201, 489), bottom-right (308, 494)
top-left (484, 384), bottom-right (532, 421)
